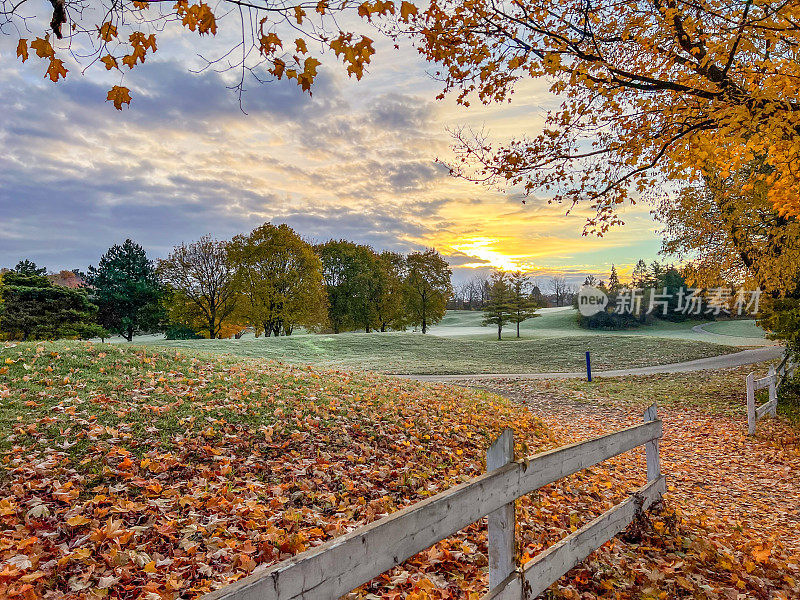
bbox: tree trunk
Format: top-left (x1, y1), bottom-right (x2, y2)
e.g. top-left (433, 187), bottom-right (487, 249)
top-left (497, 322), bottom-right (502, 340)
top-left (126, 325), bottom-right (134, 342)
top-left (516, 321), bottom-right (520, 338)
top-left (422, 316), bottom-right (427, 334)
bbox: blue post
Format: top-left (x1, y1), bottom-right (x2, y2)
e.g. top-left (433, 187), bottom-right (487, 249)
top-left (585, 351), bottom-right (592, 382)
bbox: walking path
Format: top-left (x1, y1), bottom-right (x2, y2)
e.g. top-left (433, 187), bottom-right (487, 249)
top-left (446, 377), bottom-right (800, 557)
top-left (400, 346), bottom-right (783, 382)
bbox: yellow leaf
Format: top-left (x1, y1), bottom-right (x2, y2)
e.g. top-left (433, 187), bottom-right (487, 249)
top-left (16, 39), bottom-right (28, 62)
top-left (106, 85), bottom-right (132, 110)
top-left (66, 515), bottom-right (91, 527)
top-left (294, 6), bottom-right (306, 24)
top-left (295, 38), bottom-right (308, 54)
top-left (143, 560), bottom-right (157, 573)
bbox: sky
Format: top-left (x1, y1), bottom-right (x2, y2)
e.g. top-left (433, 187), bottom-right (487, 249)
top-left (0, 12), bottom-right (665, 286)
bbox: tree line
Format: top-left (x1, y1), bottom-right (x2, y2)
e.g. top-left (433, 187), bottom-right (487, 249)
top-left (0, 224), bottom-right (453, 341)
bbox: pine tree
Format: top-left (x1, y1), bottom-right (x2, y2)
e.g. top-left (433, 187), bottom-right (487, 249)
top-left (507, 271), bottom-right (539, 338)
top-left (86, 240), bottom-right (164, 341)
top-left (482, 271), bottom-right (513, 340)
top-left (608, 264), bottom-right (621, 292)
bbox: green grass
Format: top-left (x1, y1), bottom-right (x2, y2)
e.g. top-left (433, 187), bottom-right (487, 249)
top-left (429, 309), bottom-right (769, 346)
top-left (145, 331), bottom-right (735, 375)
top-left (701, 319), bottom-right (767, 338)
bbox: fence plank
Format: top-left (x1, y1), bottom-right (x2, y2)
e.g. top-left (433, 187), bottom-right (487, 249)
top-left (768, 365), bottom-right (778, 417)
top-left (642, 404), bottom-right (660, 482)
top-left (487, 429), bottom-right (515, 592)
top-left (202, 420), bottom-right (661, 600)
top-left (746, 372), bottom-right (756, 435)
top-left (521, 476), bottom-right (666, 599)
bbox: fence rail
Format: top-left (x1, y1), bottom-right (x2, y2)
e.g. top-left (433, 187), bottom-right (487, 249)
top-left (204, 406), bottom-right (664, 600)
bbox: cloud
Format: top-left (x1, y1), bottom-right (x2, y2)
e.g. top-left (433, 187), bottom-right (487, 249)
top-left (0, 34), bottom-right (664, 275)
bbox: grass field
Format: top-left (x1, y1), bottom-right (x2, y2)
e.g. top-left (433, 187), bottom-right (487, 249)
top-left (430, 309), bottom-right (770, 345)
top-left (148, 331), bottom-right (735, 374)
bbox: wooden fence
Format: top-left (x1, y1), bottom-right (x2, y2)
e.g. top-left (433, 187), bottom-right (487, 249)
top-left (747, 366), bottom-right (779, 435)
top-left (204, 405), bottom-right (665, 600)
top-left (746, 353), bottom-right (796, 434)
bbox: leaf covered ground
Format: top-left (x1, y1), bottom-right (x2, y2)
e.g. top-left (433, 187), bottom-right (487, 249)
top-left (1, 343), bottom-right (798, 599)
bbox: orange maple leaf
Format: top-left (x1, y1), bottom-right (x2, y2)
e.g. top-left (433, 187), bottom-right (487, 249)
top-left (45, 58), bottom-right (68, 82)
top-left (16, 39), bottom-right (28, 62)
top-left (106, 85), bottom-right (132, 110)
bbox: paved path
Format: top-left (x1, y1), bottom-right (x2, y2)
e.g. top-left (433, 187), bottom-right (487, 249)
top-left (398, 346), bottom-right (784, 382)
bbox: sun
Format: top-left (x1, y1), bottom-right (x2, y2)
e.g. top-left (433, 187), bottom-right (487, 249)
top-left (450, 238), bottom-right (533, 272)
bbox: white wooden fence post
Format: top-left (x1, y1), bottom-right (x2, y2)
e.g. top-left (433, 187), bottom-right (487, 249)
top-left (746, 372), bottom-right (756, 435)
top-left (768, 365), bottom-right (778, 417)
top-left (642, 404), bottom-right (661, 484)
top-left (486, 429), bottom-right (515, 593)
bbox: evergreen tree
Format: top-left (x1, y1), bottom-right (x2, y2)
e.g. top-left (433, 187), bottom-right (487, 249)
top-left (608, 264), bottom-right (621, 292)
top-left (86, 239), bottom-right (164, 341)
top-left (13, 260), bottom-right (47, 276)
top-left (507, 271), bottom-right (539, 338)
top-left (482, 271), bottom-right (513, 340)
top-left (631, 259), bottom-right (649, 288)
top-left (0, 271), bottom-right (105, 340)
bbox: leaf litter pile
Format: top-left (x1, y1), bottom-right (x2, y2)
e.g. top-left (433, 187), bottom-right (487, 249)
top-left (0, 343), bottom-right (798, 599)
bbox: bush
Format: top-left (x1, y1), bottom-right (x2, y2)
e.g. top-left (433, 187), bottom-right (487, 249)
top-left (578, 309), bottom-right (641, 330)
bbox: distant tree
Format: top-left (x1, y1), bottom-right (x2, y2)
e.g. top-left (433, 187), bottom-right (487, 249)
top-left (158, 236), bottom-right (239, 339)
top-left (530, 282), bottom-right (547, 308)
top-left (13, 260), bottom-right (47, 276)
top-left (482, 271), bottom-right (513, 340)
top-left (631, 259), bottom-right (650, 288)
top-left (583, 274), bottom-right (599, 287)
top-left (549, 276), bottom-right (568, 307)
top-left (405, 249), bottom-right (453, 334)
top-left (49, 270), bottom-right (84, 288)
top-left (506, 271), bottom-right (539, 338)
top-left (317, 240), bottom-right (385, 333)
top-left (0, 271), bottom-right (105, 340)
top-left (608, 265), bottom-right (621, 293)
top-left (374, 251), bottom-right (408, 332)
top-left (230, 223), bottom-right (327, 337)
top-left (85, 239), bottom-right (164, 341)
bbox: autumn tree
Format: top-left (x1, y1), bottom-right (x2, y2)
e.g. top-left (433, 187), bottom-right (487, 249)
top-left (405, 248), bottom-right (452, 334)
top-left (482, 271), bottom-right (513, 340)
top-left (374, 251), bottom-right (409, 332)
top-left (85, 239), bottom-right (164, 341)
top-left (158, 236), bottom-right (239, 339)
top-left (507, 271), bottom-right (538, 338)
top-left (229, 223), bottom-right (327, 337)
top-left (317, 240), bottom-right (384, 333)
top-left (415, 0), bottom-right (800, 232)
